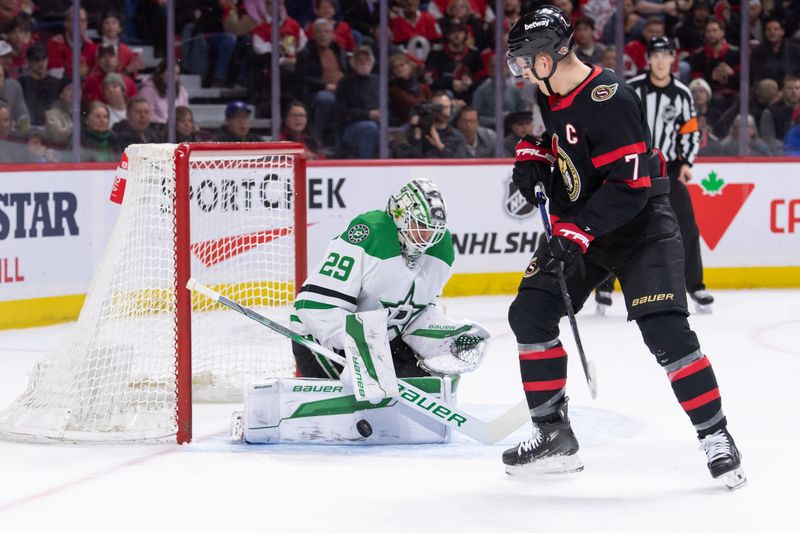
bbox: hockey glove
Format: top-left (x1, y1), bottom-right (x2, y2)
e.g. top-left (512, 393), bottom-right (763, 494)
top-left (539, 222), bottom-right (594, 278)
top-left (512, 135), bottom-right (555, 206)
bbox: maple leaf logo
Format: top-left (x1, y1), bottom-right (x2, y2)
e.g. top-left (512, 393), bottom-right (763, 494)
top-left (687, 170), bottom-right (754, 250)
top-left (700, 170), bottom-right (725, 195)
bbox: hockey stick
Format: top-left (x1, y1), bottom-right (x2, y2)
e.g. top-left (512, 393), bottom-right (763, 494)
top-left (186, 278), bottom-right (530, 444)
top-left (534, 183), bottom-right (599, 399)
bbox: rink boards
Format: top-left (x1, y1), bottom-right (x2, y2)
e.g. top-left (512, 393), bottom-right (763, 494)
top-left (1, 157), bottom-right (798, 328)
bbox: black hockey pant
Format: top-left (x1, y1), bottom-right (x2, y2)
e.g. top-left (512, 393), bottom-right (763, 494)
top-left (596, 162), bottom-right (705, 294)
top-left (509, 197), bottom-right (725, 436)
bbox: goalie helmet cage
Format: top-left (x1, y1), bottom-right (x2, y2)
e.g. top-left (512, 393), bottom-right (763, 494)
top-left (0, 142), bottom-right (307, 444)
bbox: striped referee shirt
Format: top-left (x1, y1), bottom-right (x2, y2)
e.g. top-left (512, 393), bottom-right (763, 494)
top-left (628, 73), bottom-right (700, 165)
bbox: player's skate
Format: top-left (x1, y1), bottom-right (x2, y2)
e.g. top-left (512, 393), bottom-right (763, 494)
top-left (503, 399), bottom-right (583, 476)
top-left (690, 289), bottom-right (714, 314)
top-left (595, 290), bottom-right (613, 315)
top-left (699, 428), bottom-right (746, 490)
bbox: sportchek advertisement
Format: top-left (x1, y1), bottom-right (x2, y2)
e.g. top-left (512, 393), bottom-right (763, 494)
top-left (1, 160), bottom-right (798, 317)
top-left (304, 162), bottom-right (800, 272)
top-left (304, 164), bottom-right (546, 274)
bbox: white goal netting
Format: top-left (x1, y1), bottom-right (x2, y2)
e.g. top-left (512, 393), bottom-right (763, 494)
top-left (0, 144), bottom-right (302, 443)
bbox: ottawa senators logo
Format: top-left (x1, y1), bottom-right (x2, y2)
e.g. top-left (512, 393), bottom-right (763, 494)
top-left (555, 144), bottom-right (581, 202)
top-left (591, 83), bottom-right (618, 102)
top-left (523, 256), bottom-right (540, 278)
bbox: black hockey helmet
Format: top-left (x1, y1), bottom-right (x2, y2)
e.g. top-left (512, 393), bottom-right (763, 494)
top-left (647, 36), bottom-right (675, 56)
top-left (506, 6), bottom-right (575, 81)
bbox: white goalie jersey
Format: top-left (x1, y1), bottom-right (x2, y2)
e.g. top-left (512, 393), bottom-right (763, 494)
top-left (291, 210), bottom-right (455, 351)
top-left (239, 183), bottom-right (496, 446)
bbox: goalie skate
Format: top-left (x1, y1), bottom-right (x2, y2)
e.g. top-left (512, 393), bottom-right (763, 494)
top-left (503, 400), bottom-right (583, 477)
top-left (700, 428), bottom-right (747, 490)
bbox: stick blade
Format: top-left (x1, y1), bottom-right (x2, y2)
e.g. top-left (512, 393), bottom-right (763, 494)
top-left (483, 400), bottom-right (530, 444)
top-left (587, 361), bottom-right (599, 399)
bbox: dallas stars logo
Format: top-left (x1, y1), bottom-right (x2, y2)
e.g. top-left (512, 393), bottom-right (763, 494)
top-left (380, 282), bottom-right (426, 336)
top-left (347, 223), bottom-right (370, 244)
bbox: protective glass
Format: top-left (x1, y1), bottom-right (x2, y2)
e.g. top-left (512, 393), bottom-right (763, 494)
top-left (506, 51), bottom-right (533, 77)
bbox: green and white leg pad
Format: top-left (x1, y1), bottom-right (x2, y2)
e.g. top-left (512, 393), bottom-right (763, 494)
top-left (342, 310), bottom-right (399, 403)
top-left (235, 376), bottom-right (456, 445)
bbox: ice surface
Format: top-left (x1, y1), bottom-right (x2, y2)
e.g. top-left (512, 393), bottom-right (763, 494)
top-left (0, 290), bottom-right (797, 532)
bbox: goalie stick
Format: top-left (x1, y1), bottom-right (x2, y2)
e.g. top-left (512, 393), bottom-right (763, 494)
top-left (534, 183), bottom-right (599, 399)
top-left (186, 278), bottom-right (530, 444)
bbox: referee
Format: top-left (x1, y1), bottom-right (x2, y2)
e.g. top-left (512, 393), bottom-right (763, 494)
top-left (595, 36), bottom-right (714, 314)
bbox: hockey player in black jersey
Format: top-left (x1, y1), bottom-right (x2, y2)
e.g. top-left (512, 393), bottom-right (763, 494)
top-left (595, 36), bottom-right (714, 314)
top-left (503, 6), bottom-right (745, 489)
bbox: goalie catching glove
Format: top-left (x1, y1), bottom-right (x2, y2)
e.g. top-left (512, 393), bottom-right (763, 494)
top-left (402, 305), bottom-right (490, 375)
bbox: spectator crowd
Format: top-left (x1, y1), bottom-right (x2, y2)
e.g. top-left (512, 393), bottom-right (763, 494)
top-left (1, 0), bottom-right (800, 163)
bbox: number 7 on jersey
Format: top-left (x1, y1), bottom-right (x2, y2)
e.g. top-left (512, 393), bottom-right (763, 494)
top-left (624, 153), bottom-right (639, 181)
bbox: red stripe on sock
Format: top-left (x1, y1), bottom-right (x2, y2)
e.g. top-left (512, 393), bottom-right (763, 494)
top-left (680, 388), bottom-right (720, 411)
top-left (668, 356), bottom-right (711, 382)
top-left (519, 347), bottom-right (567, 360)
top-left (523, 379), bottom-right (566, 391)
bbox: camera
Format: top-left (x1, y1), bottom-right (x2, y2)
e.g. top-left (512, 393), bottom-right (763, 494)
top-left (412, 102), bottom-right (445, 134)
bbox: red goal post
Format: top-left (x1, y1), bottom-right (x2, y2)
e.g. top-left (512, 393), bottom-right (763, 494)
top-left (174, 142), bottom-right (307, 443)
top-left (0, 142), bottom-right (307, 444)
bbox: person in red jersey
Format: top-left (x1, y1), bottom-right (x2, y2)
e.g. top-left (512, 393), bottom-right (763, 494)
top-left (390, 0), bottom-right (441, 46)
top-left (46, 7), bottom-right (96, 79)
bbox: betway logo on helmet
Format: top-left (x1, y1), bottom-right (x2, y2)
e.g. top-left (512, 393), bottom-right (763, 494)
top-left (524, 19), bottom-right (549, 30)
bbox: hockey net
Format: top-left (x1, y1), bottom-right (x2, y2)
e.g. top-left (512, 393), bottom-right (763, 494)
top-left (0, 142), bottom-right (307, 443)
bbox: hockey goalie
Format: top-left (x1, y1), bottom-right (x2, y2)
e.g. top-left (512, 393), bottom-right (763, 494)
top-left (234, 179), bottom-right (491, 445)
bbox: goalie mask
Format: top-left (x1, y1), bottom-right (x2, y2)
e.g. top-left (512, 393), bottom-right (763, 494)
top-left (387, 179), bottom-right (448, 267)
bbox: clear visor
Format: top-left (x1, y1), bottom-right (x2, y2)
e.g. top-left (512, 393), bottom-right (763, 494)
top-left (402, 214), bottom-right (446, 252)
top-left (506, 51), bottom-right (533, 77)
